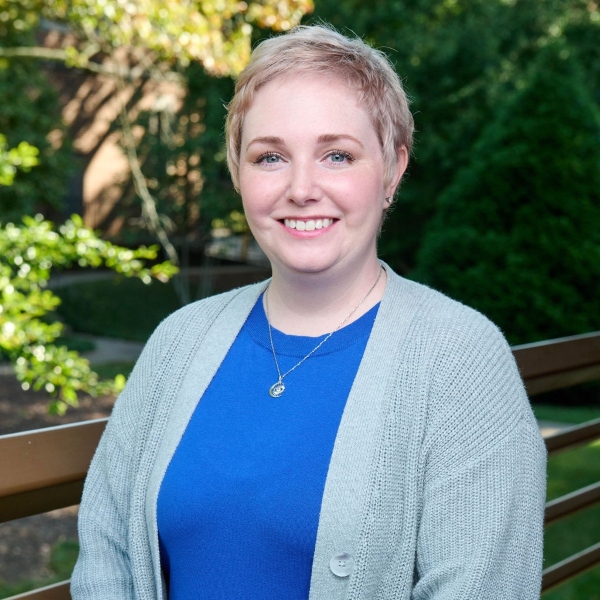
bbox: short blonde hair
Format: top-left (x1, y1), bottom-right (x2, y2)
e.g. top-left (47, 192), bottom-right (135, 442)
top-left (225, 24), bottom-right (414, 192)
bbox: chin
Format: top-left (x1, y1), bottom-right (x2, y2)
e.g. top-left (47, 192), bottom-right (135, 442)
top-left (273, 254), bottom-right (341, 276)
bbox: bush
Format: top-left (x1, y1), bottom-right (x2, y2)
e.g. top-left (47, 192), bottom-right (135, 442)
top-left (0, 214), bottom-right (176, 413)
top-left (411, 44), bottom-right (600, 344)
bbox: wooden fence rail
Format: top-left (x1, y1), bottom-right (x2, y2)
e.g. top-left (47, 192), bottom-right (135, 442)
top-left (6, 581), bottom-right (71, 600)
top-left (514, 331), bottom-right (600, 592)
top-left (512, 330), bottom-right (600, 396)
top-left (0, 420), bottom-right (107, 523)
top-left (1, 331), bottom-right (599, 599)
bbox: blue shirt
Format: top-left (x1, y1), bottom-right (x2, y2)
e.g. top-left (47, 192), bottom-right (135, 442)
top-left (157, 297), bottom-right (378, 599)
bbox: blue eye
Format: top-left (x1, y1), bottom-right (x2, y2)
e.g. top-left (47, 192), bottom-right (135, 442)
top-left (327, 150), bottom-right (353, 163)
top-left (255, 152), bottom-right (281, 165)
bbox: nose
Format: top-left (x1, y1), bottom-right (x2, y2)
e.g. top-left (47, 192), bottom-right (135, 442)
top-left (287, 158), bottom-right (322, 206)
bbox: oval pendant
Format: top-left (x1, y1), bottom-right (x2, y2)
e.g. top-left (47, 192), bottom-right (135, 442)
top-left (269, 381), bottom-right (285, 398)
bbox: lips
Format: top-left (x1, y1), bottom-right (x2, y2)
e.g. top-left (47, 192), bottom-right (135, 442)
top-left (283, 218), bottom-right (335, 231)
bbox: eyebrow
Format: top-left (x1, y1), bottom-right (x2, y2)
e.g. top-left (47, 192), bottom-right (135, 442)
top-left (317, 133), bottom-right (364, 148)
top-left (246, 136), bottom-right (285, 149)
top-left (246, 133), bottom-right (364, 149)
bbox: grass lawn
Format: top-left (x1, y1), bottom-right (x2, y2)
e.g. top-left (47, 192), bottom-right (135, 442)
top-left (534, 403), bottom-right (600, 599)
top-left (0, 540), bottom-right (77, 599)
top-left (532, 403), bottom-right (600, 425)
top-left (542, 440), bottom-right (600, 599)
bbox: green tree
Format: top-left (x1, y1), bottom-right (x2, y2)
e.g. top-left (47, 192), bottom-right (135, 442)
top-left (119, 64), bottom-right (239, 282)
top-left (1, 127), bottom-right (175, 416)
top-left (0, 0), bottom-right (313, 302)
top-left (308, 0), bottom-right (600, 273)
top-left (0, 3), bottom-right (73, 219)
top-left (0, 0), bottom-right (316, 412)
top-left (410, 43), bottom-right (600, 344)
top-left (0, 0), bottom-right (313, 76)
top-left (0, 134), bottom-right (38, 186)
top-left (0, 212), bottom-right (176, 414)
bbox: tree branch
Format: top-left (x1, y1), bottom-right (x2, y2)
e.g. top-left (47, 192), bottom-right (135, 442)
top-left (0, 46), bottom-right (184, 84)
top-left (115, 76), bottom-right (190, 305)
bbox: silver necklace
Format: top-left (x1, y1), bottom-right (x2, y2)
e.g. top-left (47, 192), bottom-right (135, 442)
top-left (264, 265), bottom-right (384, 398)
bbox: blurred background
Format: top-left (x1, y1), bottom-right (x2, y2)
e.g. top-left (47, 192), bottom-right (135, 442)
top-left (0, 0), bottom-right (599, 598)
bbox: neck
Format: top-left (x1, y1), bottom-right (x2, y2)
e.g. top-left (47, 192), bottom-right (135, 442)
top-left (265, 258), bottom-right (385, 336)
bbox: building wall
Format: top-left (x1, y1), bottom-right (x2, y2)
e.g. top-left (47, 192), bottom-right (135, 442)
top-left (45, 30), bottom-right (184, 235)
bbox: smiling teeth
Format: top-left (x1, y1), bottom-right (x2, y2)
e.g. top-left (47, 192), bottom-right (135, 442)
top-left (284, 218), bottom-right (333, 230)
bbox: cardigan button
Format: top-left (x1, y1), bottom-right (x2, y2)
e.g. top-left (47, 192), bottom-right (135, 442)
top-left (329, 552), bottom-right (354, 577)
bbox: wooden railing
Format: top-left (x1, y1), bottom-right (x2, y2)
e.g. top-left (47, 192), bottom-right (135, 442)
top-left (0, 418), bottom-right (105, 600)
top-left (512, 331), bottom-right (600, 592)
top-left (0, 420), bottom-right (107, 523)
top-left (1, 330), bottom-right (599, 599)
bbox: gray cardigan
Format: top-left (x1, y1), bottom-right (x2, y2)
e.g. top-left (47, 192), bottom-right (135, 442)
top-left (72, 268), bottom-right (546, 599)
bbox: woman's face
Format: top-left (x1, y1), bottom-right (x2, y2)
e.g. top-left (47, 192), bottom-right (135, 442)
top-left (238, 74), bottom-right (406, 279)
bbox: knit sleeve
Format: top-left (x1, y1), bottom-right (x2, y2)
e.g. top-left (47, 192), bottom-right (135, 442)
top-left (412, 314), bottom-right (547, 599)
top-left (70, 316), bottom-right (174, 600)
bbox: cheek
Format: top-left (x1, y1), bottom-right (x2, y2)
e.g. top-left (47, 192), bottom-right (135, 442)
top-left (241, 170), bottom-right (286, 214)
top-left (342, 177), bottom-right (386, 216)
top-left (240, 181), bottom-right (272, 223)
top-left (239, 173), bottom-right (261, 207)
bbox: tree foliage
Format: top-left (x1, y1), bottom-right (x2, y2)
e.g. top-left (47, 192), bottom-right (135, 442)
top-left (0, 0), bottom-right (314, 76)
top-left (0, 213), bottom-right (177, 414)
top-left (0, 6), bottom-right (73, 219)
top-left (0, 0), bottom-right (313, 271)
top-left (297, 0), bottom-right (600, 343)
top-left (56, 0), bottom-right (312, 75)
top-left (1, 0), bottom-right (599, 351)
top-left (309, 0), bottom-right (600, 275)
top-left (0, 134), bottom-right (38, 186)
top-left (0, 0), bottom-right (315, 413)
top-left (411, 43), bottom-right (600, 344)
top-left (121, 63), bottom-right (237, 247)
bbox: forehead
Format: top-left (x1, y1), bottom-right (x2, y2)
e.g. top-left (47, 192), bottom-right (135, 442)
top-left (241, 74), bottom-right (378, 146)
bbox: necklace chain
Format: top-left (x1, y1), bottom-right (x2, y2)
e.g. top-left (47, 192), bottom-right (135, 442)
top-left (265, 265), bottom-right (384, 397)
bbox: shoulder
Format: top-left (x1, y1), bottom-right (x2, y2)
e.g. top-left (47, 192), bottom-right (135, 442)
top-left (382, 265), bottom-right (508, 361)
top-left (379, 266), bottom-right (520, 411)
top-left (381, 266), bottom-right (538, 470)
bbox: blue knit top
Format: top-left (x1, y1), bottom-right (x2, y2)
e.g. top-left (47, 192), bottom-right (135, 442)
top-left (157, 296), bottom-right (379, 599)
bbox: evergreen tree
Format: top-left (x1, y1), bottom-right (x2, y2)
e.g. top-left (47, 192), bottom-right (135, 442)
top-left (411, 43), bottom-right (600, 344)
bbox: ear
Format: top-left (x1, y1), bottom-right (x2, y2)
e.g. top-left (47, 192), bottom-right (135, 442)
top-left (384, 145), bottom-right (409, 198)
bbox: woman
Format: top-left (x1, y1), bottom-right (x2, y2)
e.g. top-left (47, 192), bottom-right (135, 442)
top-left (72, 25), bottom-right (546, 599)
